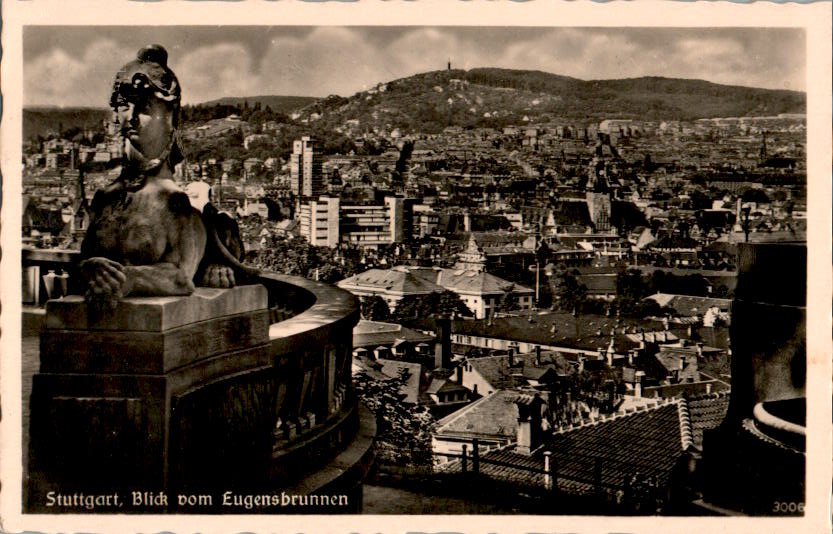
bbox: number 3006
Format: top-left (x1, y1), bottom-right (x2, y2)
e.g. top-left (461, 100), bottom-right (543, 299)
top-left (772, 501), bottom-right (804, 513)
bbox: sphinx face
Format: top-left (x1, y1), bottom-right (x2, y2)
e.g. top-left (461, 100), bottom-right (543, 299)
top-left (115, 95), bottom-right (175, 163)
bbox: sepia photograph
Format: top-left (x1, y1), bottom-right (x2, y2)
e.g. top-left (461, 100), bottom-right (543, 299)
top-left (1, 2), bottom-right (830, 533)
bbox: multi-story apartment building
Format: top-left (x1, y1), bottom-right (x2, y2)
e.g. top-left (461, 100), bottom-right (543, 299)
top-left (290, 136), bottom-right (324, 198)
top-left (298, 196), bottom-right (404, 249)
top-left (298, 196), bottom-right (340, 247)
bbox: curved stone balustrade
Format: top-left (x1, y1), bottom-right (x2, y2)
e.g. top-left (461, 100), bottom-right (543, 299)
top-left (24, 250), bottom-right (372, 513)
top-left (752, 398), bottom-right (805, 451)
top-left (169, 272), bottom-right (365, 496)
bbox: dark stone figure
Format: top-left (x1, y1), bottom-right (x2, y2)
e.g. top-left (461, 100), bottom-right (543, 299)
top-left (80, 44), bottom-right (255, 301)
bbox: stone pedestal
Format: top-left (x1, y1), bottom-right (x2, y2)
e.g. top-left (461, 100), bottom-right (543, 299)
top-left (27, 286), bottom-right (271, 511)
top-left (700, 242), bottom-right (806, 515)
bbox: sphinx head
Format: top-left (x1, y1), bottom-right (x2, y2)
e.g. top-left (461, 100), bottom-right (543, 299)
top-left (111, 45), bottom-right (183, 171)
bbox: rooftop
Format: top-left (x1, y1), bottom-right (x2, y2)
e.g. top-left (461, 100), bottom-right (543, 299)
top-left (685, 391), bottom-right (730, 449)
top-left (352, 319), bottom-right (434, 349)
top-left (646, 293), bottom-right (732, 316)
top-left (466, 351), bottom-right (574, 391)
top-left (435, 390), bottom-right (520, 440)
top-left (441, 398), bottom-right (693, 496)
top-left (452, 311), bottom-right (665, 353)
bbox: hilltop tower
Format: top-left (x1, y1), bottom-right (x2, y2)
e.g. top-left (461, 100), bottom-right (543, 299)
top-left (448, 58), bottom-right (451, 71)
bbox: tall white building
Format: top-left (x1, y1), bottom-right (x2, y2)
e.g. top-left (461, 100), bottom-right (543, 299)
top-left (290, 136), bottom-right (324, 198)
top-left (298, 196), bottom-right (340, 247)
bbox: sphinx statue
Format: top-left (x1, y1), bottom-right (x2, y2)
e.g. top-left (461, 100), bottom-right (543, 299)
top-left (79, 44), bottom-right (256, 300)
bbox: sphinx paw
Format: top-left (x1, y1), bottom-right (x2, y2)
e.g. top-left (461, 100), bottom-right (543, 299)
top-left (79, 257), bottom-right (127, 299)
top-left (200, 264), bottom-right (236, 288)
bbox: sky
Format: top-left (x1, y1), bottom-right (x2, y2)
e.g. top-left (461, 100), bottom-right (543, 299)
top-left (23, 26), bottom-right (805, 108)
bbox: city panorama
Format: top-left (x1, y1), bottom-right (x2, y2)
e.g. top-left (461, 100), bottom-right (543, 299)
top-left (20, 26), bottom-right (806, 516)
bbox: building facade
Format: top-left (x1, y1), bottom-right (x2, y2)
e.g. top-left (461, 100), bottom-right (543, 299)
top-left (299, 196), bottom-right (405, 249)
top-left (290, 136), bottom-right (324, 198)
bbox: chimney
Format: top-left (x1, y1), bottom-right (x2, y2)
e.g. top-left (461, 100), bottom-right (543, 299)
top-left (634, 371), bottom-right (645, 398)
top-left (508, 347), bottom-right (516, 366)
top-left (578, 356), bottom-right (586, 373)
top-left (515, 395), bottom-right (543, 456)
top-left (434, 315), bottom-right (452, 369)
top-left (706, 382), bottom-right (712, 394)
top-left (680, 355), bottom-right (686, 371)
top-left (535, 346), bottom-right (542, 366)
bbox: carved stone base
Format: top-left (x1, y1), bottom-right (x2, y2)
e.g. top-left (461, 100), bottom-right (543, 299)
top-left (27, 285), bottom-right (271, 512)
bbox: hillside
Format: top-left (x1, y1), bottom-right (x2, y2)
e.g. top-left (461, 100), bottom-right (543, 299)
top-left (294, 68), bottom-right (805, 134)
top-left (197, 95), bottom-right (318, 114)
top-left (23, 107), bottom-right (110, 141)
top-left (23, 69), bottom-right (805, 142)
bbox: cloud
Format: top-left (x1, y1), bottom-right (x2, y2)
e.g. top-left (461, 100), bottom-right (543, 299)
top-left (24, 27), bottom-right (805, 107)
top-left (25, 39), bottom-right (133, 107)
top-left (174, 43), bottom-right (258, 103)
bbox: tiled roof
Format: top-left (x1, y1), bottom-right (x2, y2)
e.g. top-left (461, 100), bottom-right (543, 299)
top-left (426, 377), bottom-right (468, 395)
top-left (434, 269), bottom-right (533, 296)
top-left (646, 293), bottom-right (732, 316)
top-left (435, 390), bottom-right (520, 440)
top-left (650, 234), bottom-right (699, 250)
top-left (543, 399), bottom-right (692, 493)
top-left (643, 380), bottom-right (730, 400)
top-left (685, 391), bottom-right (730, 449)
top-left (578, 273), bottom-right (617, 295)
top-left (469, 448), bottom-right (546, 489)
top-left (465, 231), bottom-right (532, 248)
top-left (467, 351), bottom-right (574, 391)
top-left (352, 320), bottom-right (434, 349)
top-left (653, 351), bottom-right (699, 382)
top-left (442, 399), bottom-right (693, 495)
top-left (363, 266), bottom-right (533, 297)
top-left (453, 312), bottom-right (645, 353)
top-left (337, 268), bottom-right (443, 295)
top-left (376, 359), bottom-right (424, 404)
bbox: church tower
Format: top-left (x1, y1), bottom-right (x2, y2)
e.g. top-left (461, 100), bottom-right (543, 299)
top-left (759, 131), bottom-right (768, 162)
top-left (455, 234), bottom-right (487, 272)
top-left (585, 134), bottom-right (616, 232)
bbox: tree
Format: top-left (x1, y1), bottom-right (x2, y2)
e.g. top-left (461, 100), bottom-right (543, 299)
top-left (550, 267), bottom-right (587, 313)
top-left (315, 263), bottom-right (344, 284)
top-left (616, 268), bottom-right (655, 317)
top-left (353, 369), bottom-right (435, 469)
top-left (361, 296), bottom-right (391, 321)
top-left (392, 291), bottom-right (472, 322)
top-left (495, 291), bottom-right (518, 315)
